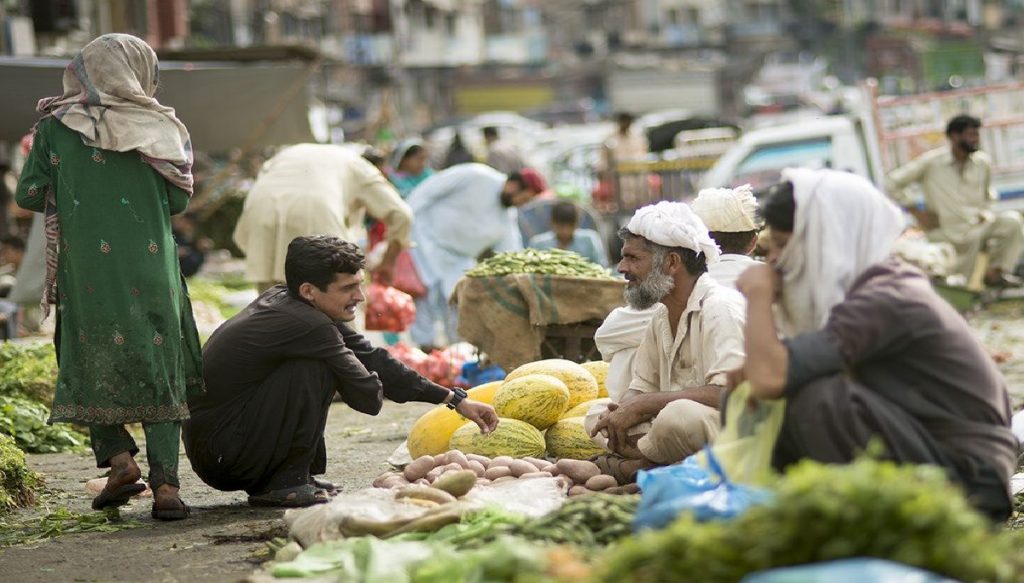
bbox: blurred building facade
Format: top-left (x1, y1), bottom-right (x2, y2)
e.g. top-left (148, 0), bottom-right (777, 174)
top-left (2, 0), bottom-right (1024, 133)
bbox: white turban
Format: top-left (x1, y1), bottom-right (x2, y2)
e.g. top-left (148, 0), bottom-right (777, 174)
top-left (692, 184), bottom-right (761, 232)
top-left (625, 201), bottom-right (721, 264)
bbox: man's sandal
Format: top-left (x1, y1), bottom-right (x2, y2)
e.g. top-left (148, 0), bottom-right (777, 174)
top-left (248, 484), bottom-right (329, 508)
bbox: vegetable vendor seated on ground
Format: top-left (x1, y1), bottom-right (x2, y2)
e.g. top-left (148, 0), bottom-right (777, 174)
top-left (586, 201), bottom-right (746, 483)
top-left (593, 185), bottom-right (756, 406)
top-left (732, 168), bottom-right (1017, 522)
top-left (183, 236), bottom-right (498, 508)
top-left (691, 184), bottom-right (762, 289)
top-left (527, 200), bottom-right (608, 267)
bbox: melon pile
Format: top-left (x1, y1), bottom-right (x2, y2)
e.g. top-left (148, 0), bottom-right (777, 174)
top-left (407, 359), bottom-right (614, 461)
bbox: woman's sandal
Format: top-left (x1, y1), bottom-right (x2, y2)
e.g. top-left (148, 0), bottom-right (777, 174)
top-left (248, 484), bottom-right (329, 508)
top-left (151, 497), bottom-right (191, 521)
top-left (91, 483), bottom-right (147, 511)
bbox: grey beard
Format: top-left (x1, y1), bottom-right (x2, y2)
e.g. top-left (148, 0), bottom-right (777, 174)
top-left (624, 270), bottom-right (675, 310)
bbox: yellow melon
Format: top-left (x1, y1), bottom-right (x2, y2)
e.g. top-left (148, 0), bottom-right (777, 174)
top-left (449, 418), bottom-right (546, 458)
top-left (493, 374), bottom-right (571, 430)
top-left (546, 416), bottom-right (606, 460)
top-left (561, 397), bottom-right (612, 420)
top-left (505, 359), bottom-right (599, 409)
top-left (407, 406), bottom-right (467, 459)
top-left (466, 380), bottom-right (502, 405)
top-left (580, 361), bottom-right (610, 398)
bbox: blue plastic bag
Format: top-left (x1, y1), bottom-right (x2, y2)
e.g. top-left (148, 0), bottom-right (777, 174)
top-left (455, 361), bottom-right (506, 387)
top-left (741, 558), bottom-right (959, 583)
top-left (633, 447), bottom-right (770, 531)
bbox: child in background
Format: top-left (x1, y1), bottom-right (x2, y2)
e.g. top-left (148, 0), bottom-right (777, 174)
top-left (528, 201), bottom-right (608, 266)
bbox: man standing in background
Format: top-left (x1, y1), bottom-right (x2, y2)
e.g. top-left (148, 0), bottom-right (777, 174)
top-left (482, 127), bottom-right (525, 175)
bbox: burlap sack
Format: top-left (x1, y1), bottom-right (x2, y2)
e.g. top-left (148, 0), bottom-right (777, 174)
top-left (453, 274), bottom-right (626, 370)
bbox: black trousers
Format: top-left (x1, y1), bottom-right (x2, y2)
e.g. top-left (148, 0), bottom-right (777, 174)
top-left (183, 359), bottom-right (335, 495)
top-left (771, 375), bottom-right (1012, 522)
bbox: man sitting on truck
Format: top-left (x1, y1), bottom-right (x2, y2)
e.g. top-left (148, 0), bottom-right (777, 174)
top-left (587, 201), bottom-right (746, 482)
top-left (887, 114), bottom-right (1024, 287)
top-left (691, 184), bottom-right (762, 288)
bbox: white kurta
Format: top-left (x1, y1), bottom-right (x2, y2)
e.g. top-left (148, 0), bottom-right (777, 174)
top-left (629, 274), bottom-right (746, 393)
top-left (594, 306), bottom-right (657, 403)
top-left (233, 144), bottom-right (412, 283)
top-left (707, 254), bottom-right (761, 289)
top-left (407, 164), bottom-right (523, 297)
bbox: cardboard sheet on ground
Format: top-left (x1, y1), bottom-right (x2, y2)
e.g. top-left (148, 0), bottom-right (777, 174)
top-left (284, 478), bottom-right (566, 548)
top-left (453, 274), bottom-right (626, 370)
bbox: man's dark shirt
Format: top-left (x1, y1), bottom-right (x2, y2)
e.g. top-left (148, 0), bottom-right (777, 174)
top-left (193, 285), bottom-right (449, 415)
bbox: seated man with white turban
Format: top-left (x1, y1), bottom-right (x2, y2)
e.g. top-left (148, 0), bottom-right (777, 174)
top-left (588, 202), bottom-right (746, 482)
top-left (734, 168), bottom-right (1016, 522)
top-left (691, 184), bottom-right (763, 288)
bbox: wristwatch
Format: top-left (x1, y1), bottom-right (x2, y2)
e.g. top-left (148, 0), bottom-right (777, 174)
top-left (446, 387), bottom-right (468, 410)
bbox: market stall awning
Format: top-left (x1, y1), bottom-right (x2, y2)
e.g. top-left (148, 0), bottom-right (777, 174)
top-left (0, 56), bottom-right (316, 154)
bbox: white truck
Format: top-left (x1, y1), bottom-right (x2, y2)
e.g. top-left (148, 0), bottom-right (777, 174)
top-left (700, 80), bottom-right (1024, 212)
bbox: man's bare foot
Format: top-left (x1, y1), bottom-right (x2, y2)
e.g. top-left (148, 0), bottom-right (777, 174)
top-left (616, 442), bottom-right (645, 460)
top-left (105, 451), bottom-right (142, 491)
top-left (619, 457), bottom-right (655, 483)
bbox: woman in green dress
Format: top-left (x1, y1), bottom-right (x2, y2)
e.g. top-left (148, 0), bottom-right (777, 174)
top-left (15, 33), bottom-right (203, 520)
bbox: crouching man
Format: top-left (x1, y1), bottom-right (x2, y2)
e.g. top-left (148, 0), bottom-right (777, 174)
top-left (735, 169), bottom-right (1016, 522)
top-left (587, 202), bottom-right (746, 482)
top-left (183, 236), bottom-right (497, 507)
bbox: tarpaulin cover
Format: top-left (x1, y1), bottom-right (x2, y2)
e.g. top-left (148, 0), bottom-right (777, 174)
top-left (0, 57), bottom-right (315, 153)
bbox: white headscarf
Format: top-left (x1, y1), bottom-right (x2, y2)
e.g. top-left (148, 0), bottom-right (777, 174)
top-left (692, 184), bottom-right (761, 232)
top-left (625, 201), bottom-right (721, 264)
top-left (776, 168), bottom-right (905, 336)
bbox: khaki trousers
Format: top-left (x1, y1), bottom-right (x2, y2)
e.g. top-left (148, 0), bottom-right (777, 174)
top-left (932, 211), bottom-right (1024, 278)
top-left (584, 399), bottom-right (720, 465)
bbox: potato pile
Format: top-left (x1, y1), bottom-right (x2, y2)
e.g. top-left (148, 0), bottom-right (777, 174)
top-left (373, 450), bottom-right (638, 497)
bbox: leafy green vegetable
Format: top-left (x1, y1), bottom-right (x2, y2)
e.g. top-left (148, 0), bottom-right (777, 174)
top-left (273, 535), bottom-right (565, 583)
top-left (466, 248), bottom-right (615, 279)
top-left (0, 506), bottom-right (141, 545)
top-left (0, 433), bottom-right (41, 514)
top-left (409, 536), bottom-right (552, 583)
top-left (185, 279), bottom-right (244, 319)
top-left (272, 537), bottom-right (434, 582)
top-left (0, 395), bottom-right (86, 454)
top-left (596, 458), bottom-right (1024, 583)
top-left (0, 343), bottom-right (57, 403)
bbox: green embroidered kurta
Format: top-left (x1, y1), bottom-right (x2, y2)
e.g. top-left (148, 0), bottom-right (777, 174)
top-left (15, 117), bottom-right (203, 425)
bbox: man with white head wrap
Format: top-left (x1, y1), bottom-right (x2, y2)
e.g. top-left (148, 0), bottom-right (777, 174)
top-left (692, 184), bottom-right (762, 288)
top-left (587, 201), bottom-right (746, 481)
top-left (735, 168), bottom-right (1017, 522)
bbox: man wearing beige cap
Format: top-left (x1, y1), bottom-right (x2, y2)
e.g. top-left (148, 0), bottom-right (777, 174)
top-left (692, 184), bottom-right (763, 288)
